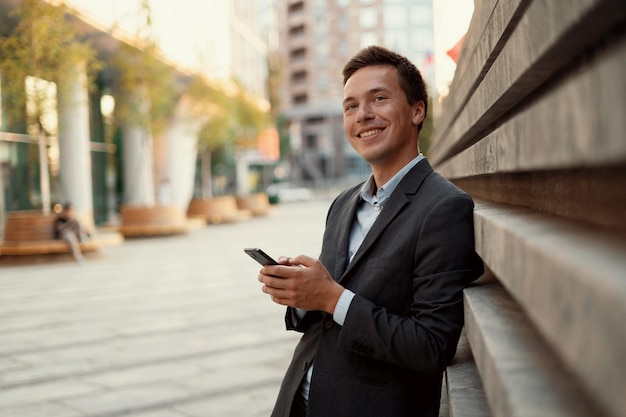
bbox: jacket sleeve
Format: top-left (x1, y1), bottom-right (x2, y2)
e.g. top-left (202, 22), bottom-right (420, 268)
top-left (283, 192), bottom-right (346, 333)
top-left (285, 307), bottom-right (323, 332)
top-left (336, 194), bottom-right (484, 375)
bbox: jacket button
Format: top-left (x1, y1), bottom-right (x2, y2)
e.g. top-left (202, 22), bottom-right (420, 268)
top-left (324, 320), bottom-right (333, 330)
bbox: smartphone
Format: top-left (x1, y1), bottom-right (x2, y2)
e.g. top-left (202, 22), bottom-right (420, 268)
top-left (244, 247), bottom-right (279, 266)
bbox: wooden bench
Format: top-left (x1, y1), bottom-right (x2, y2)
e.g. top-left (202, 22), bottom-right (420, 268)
top-left (236, 193), bottom-right (271, 217)
top-left (118, 205), bottom-right (189, 237)
top-left (187, 196), bottom-right (252, 225)
top-left (0, 210), bottom-right (123, 256)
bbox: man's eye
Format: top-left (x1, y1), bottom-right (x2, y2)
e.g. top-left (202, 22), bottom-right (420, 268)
top-left (345, 104), bottom-right (357, 111)
top-left (374, 96), bottom-right (385, 102)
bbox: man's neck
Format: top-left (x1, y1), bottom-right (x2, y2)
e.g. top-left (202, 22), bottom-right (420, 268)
top-left (371, 152), bottom-right (420, 189)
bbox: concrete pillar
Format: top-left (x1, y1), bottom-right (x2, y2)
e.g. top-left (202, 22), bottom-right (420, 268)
top-left (156, 97), bottom-right (203, 210)
top-left (57, 63), bottom-right (94, 229)
top-left (236, 152), bottom-right (251, 196)
top-left (121, 124), bottom-right (155, 206)
top-left (121, 87), bottom-right (155, 207)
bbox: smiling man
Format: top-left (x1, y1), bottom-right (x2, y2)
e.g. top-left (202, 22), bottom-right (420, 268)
top-left (258, 46), bottom-right (484, 417)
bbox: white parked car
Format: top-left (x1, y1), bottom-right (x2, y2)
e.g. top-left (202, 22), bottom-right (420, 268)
top-left (266, 182), bottom-right (314, 203)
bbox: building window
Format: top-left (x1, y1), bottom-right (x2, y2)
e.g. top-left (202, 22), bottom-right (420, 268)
top-left (312, 0), bottom-right (326, 10)
top-left (411, 30), bottom-right (433, 50)
top-left (385, 29), bottom-right (409, 53)
top-left (360, 32), bottom-right (379, 49)
top-left (288, 1), bottom-right (304, 14)
top-left (346, 154), bottom-right (371, 180)
top-left (291, 70), bottom-right (307, 84)
top-left (383, 5), bottom-right (407, 27)
top-left (315, 13), bottom-right (328, 37)
top-left (289, 24), bottom-right (306, 37)
top-left (359, 8), bottom-right (378, 29)
top-left (336, 14), bottom-right (348, 32)
top-left (316, 42), bottom-right (329, 66)
top-left (410, 4), bottom-right (432, 25)
top-left (290, 47), bottom-right (306, 60)
top-left (304, 134), bottom-right (317, 150)
top-left (293, 94), bottom-right (308, 104)
top-left (339, 38), bottom-right (348, 58)
top-left (316, 74), bottom-right (330, 91)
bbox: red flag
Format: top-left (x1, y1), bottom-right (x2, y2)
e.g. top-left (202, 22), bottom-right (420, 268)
top-left (422, 51), bottom-right (434, 67)
top-left (446, 34), bottom-right (465, 63)
top-left (419, 51), bottom-right (434, 72)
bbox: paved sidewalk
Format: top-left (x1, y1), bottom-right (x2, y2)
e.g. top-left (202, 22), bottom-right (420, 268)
top-left (0, 199), bottom-right (332, 417)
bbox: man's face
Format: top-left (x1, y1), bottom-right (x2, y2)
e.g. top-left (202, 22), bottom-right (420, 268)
top-left (342, 65), bottom-right (424, 170)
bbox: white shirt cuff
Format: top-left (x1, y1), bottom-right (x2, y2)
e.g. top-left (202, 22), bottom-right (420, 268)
top-left (294, 307), bottom-right (307, 319)
top-left (333, 289), bottom-right (355, 326)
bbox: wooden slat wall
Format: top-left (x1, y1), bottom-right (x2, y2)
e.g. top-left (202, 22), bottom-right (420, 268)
top-left (431, 1), bottom-right (626, 416)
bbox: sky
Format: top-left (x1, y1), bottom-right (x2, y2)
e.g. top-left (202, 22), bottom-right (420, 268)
top-left (65, 0), bottom-right (474, 99)
top-left (433, 0), bottom-right (474, 98)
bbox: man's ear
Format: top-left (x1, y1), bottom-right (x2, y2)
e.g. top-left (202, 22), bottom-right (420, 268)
top-left (412, 101), bottom-right (426, 126)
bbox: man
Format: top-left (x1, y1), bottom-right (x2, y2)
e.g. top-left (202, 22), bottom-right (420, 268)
top-left (258, 46), bottom-right (484, 417)
top-left (54, 203), bottom-right (89, 262)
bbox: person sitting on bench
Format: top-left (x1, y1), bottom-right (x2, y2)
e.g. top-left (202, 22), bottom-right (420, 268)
top-left (54, 203), bottom-right (89, 262)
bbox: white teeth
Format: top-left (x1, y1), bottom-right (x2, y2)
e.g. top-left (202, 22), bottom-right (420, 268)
top-left (359, 129), bottom-right (383, 138)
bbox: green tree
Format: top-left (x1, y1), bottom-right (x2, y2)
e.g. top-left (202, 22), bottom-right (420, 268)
top-left (186, 75), bottom-right (269, 198)
top-left (108, 0), bottom-right (176, 135)
top-left (0, 0), bottom-right (100, 123)
top-left (0, 0), bottom-right (100, 213)
top-left (184, 75), bottom-right (230, 198)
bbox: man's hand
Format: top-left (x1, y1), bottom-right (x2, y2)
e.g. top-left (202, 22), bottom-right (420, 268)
top-left (258, 255), bottom-right (344, 314)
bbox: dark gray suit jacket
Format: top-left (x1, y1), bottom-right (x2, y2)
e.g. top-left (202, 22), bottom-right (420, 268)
top-left (271, 160), bottom-right (484, 417)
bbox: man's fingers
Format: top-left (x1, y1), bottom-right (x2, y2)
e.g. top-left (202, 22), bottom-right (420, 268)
top-left (259, 274), bottom-right (291, 291)
top-left (271, 295), bottom-right (291, 306)
top-left (262, 284), bottom-right (293, 305)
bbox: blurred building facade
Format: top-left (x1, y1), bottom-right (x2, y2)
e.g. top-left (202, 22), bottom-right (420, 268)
top-left (0, 0), bottom-right (272, 231)
top-left (277, 0), bottom-right (435, 186)
top-left (63, 0), bottom-right (270, 106)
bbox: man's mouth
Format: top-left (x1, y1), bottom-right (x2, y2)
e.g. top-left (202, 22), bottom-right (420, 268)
top-left (358, 128), bottom-right (384, 138)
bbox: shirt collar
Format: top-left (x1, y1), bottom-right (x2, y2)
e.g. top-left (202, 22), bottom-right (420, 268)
top-left (360, 154), bottom-right (425, 207)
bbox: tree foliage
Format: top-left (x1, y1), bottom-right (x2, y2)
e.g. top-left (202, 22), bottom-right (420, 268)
top-left (231, 86), bottom-right (269, 146)
top-left (184, 75), bottom-right (230, 151)
top-left (0, 0), bottom-right (100, 127)
top-left (108, 0), bottom-right (176, 135)
top-left (187, 76), bottom-right (269, 154)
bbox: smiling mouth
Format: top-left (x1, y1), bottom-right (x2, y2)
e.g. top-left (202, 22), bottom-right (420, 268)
top-left (358, 128), bottom-right (384, 138)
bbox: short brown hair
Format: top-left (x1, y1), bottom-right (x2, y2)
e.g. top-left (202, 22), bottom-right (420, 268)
top-left (343, 46), bottom-right (428, 132)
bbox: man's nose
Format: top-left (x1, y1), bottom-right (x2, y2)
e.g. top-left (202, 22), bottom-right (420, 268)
top-left (356, 103), bottom-right (374, 122)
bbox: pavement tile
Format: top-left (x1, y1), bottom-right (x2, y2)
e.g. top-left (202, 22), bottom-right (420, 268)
top-left (128, 410), bottom-right (190, 417)
top-left (0, 402), bottom-right (84, 417)
top-left (0, 380), bottom-right (102, 408)
top-left (172, 385), bottom-right (279, 417)
top-left (59, 382), bottom-right (192, 415)
top-left (179, 364), bottom-right (285, 394)
top-left (79, 361), bottom-right (206, 388)
top-left (0, 200), bottom-right (331, 417)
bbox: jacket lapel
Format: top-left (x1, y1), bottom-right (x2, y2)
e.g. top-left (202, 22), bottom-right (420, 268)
top-left (334, 189), bottom-right (361, 280)
top-left (338, 160), bottom-right (433, 282)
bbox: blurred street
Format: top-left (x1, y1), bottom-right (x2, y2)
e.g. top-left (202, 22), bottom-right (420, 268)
top-left (0, 199), bottom-right (332, 417)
